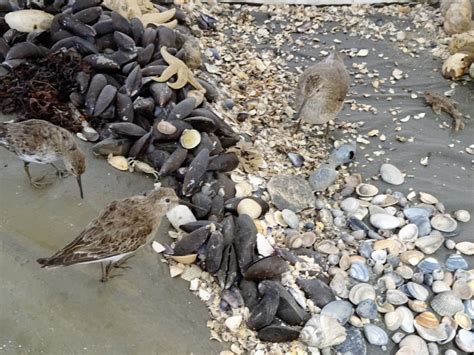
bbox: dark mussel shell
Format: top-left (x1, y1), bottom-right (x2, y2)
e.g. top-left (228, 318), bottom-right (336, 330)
top-left (149, 82), bottom-right (173, 107)
top-left (137, 43), bottom-right (154, 67)
top-left (247, 288), bottom-right (280, 330)
top-left (257, 320), bottom-right (300, 343)
top-left (130, 17), bottom-right (144, 44)
top-left (6, 42), bottom-right (44, 60)
top-left (296, 278), bottom-right (335, 308)
top-left (76, 71), bottom-right (90, 94)
top-left (220, 135), bottom-right (240, 149)
top-left (128, 131), bottom-right (152, 158)
top-left (221, 287), bottom-right (244, 309)
top-left (111, 11), bottom-right (131, 35)
top-left (69, 91), bottom-right (84, 107)
top-left (239, 279), bottom-right (259, 311)
top-left (206, 230), bottom-right (225, 274)
top-left (173, 224), bottom-right (212, 256)
top-left (221, 215), bottom-right (235, 246)
top-left (141, 27), bottom-right (157, 47)
top-left (115, 92), bottom-right (134, 122)
top-left (109, 122), bottom-right (147, 137)
top-left (133, 96), bottom-right (155, 117)
top-left (179, 220), bottom-right (216, 233)
top-left (168, 97), bottom-right (196, 120)
top-left (73, 6), bottom-right (103, 24)
top-left (215, 244), bottom-right (238, 289)
top-left (52, 35), bottom-right (98, 54)
top-left (58, 14), bottom-right (97, 38)
top-left (93, 84), bottom-right (117, 116)
top-left (72, 0), bottom-right (103, 13)
top-left (182, 148), bottom-right (210, 196)
top-left (243, 256), bottom-right (289, 281)
top-left (114, 31), bottom-right (137, 52)
top-left (110, 50), bottom-right (137, 66)
top-left (216, 173), bottom-right (236, 201)
top-left (184, 116), bottom-right (216, 133)
top-left (196, 78), bottom-right (219, 102)
top-left (144, 147), bottom-right (168, 169)
top-left (84, 54), bottom-right (120, 71)
top-left (234, 214), bottom-right (257, 273)
top-left (95, 33), bottom-right (117, 51)
top-left (141, 65), bottom-right (167, 77)
top-left (208, 194), bottom-right (225, 219)
top-left (207, 153), bottom-right (239, 172)
top-left (93, 19), bottom-right (114, 35)
top-left (124, 65), bottom-right (142, 97)
top-left (157, 26), bottom-right (176, 48)
top-left (159, 146), bottom-right (188, 176)
top-left (85, 73), bottom-right (107, 116)
top-left (191, 191), bottom-right (212, 218)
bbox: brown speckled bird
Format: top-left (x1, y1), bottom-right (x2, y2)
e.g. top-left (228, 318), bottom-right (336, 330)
top-left (0, 119), bottom-right (86, 198)
top-left (294, 51), bottom-right (350, 139)
top-left (37, 188), bottom-right (179, 282)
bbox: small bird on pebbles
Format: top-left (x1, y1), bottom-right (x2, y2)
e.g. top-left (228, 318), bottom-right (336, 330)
top-left (294, 51), bottom-right (350, 140)
top-left (37, 187), bottom-right (179, 282)
top-left (0, 119), bottom-right (86, 198)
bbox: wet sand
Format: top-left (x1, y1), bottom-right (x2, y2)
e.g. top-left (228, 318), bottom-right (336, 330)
top-left (0, 133), bottom-right (224, 354)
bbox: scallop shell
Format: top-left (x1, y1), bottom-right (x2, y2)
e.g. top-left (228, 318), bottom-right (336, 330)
top-left (349, 283), bottom-right (376, 305)
top-left (398, 224), bottom-right (419, 242)
top-left (419, 192), bottom-right (438, 204)
top-left (107, 154), bottom-right (129, 171)
top-left (431, 291), bottom-right (464, 316)
top-left (356, 183), bottom-right (378, 197)
top-left (453, 209), bottom-right (471, 223)
top-left (5, 10), bottom-right (54, 33)
top-left (363, 324), bottom-right (388, 346)
top-left (179, 129), bottom-right (201, 149)
top-left (454, 312), bottom-right (472, 330)
top-left (386, 289), bottom-right (408, 305)
top-left (236, 198), bottom-right (262, 219)
top-left (406, 282), bottom-right (429, 301)
top-left (455, 241), bottom-right (474, 255)
top-left (430, 214), bottom-right (457, 233)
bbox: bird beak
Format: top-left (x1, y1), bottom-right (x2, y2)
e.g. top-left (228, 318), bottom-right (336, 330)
top-left (76, 175), bottom-right (84, 199)
top-left (178, 199), bottom-right (206, 212)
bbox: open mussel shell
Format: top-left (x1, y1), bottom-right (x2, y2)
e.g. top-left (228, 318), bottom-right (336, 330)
top-left (179, 128), bottom-right (201, 149)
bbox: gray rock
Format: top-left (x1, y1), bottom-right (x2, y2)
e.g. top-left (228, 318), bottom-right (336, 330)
top-left (267, 175), bottom-right (315, 212)
top-left (308, 162), bottom-right (337, 192)
top-left (329, 144), bottom-right (356, 167)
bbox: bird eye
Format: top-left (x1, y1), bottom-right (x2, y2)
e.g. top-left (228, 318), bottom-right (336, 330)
top-left (164, 198), bottom-right (171, 203)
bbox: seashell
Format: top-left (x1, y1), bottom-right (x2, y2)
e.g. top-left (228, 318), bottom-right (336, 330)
top-left (300, 232), bottom-right (316, 247)
top-left (380, 163), bottom-right (404, 185)
top-left (371, 249), bottom-right (387, 263)
top-left (281, 209), bottom-right (299, 229)
top-left (235, 182), bottom-right (252, 198)
top-left (363, 324), bottom-right (388, 346)
top-left (341, 197), bottom-right (360, 213)
top-left (287, 152), bottom-right (304, 167)
top-left (115, 93), bottom-right (134, 122)
top-left (419, 192), bottom-right (438, 204)
top-left (413, 321), bottom-right (448, 342)
top-left (445, 254), bottom-right (468, 271)
top-left (408, 300), bottom-right (428, 313)
top-left (356, 299), bottom-right (377, 319)
top-left (455, 329), bottom-right (474, 353)
top-left (453, 209), bottom-right (471, 223)
top-left (300, 314), bottom-right (347, 348)
top-left (334, 325), bottom-right (367, 354)
top-left (349, 262), bottom-right (370, 282)
top-left (385, 310), bottom-right (403, 331)
top-left (329, 143), bottom-right (356, 166)
top-left (349, 283), bottom-right (376, 305)
top-left (377, 275), bottom-right (397, 291)
top-left (237, 198), bottom-right (262, 219)
top-left (5, 10), bottom-right (54, 33)
top-left (316, 240), bottom-right (339, 255)
top-left (174, 225), bottom-right (212, 256)
top-left (452, 280), bottom-right (473, 300)
top-left (406, 282), bottom-right (429, 301)
top-left (432, 280), bottom-right (450, 294)
top-left (387, 289), bottom-right (409, 305)
top-left (398, 224), bottom-right (419, 242)
top-left (257, 320), bottom-right (300, 343)
top-left (179, 129), bottom-right (201, 149)
top-left (455, 241), bottom-right (474, 255)
top-left (373, 239), bottom-right (401, 256)
top-left (455, 312), bottom-right (472, 330)
top-left (244, 256), bottom-right (288, 281)
top-left (286, 233), bottom-right (302, 249)
top-left (256, 234), bottom-right (273, 257)
top-left (396, 306), bottom-right (415, 333)
top-left (370, 213), bottom-right (401, 229)
top-left (417, 257), bottom-right (441, 274)
top-left (396, 265), bottom-right (414, 279)
top-left (398, 335), bottom-right (429, 355)
top-left (356, 183), bottom-right (379, 197)
top-left (182, 149), bottom-right (210, 196)
top-left (369, 205), bottom-right (386, 216)
top-left (414, 234), bottom-right (444, 255)
top-left (430, 214), bottom-right (457, 233)
top-left (431, 291), bottom-right (464, 316)
top-left (321, 300), bottom-right (353, 325)
top-left (411, 216), bottom-right (432, 237)
top-left (225, 315), bottom-right (242, 333)
top-left (170, 254), bottom-right (197, 265)
top-left (465, 300), bottom-right (474, 319)
top-left (157, 121), bottom-right (177, 135)
top-left (414, 312), bottom-right (439, 329)
top-left (329, 272), bottom-right (349, 299)
top-left (371, 194), bottom-right (399, 207)
top-left (107, 154), bottom-right (128, 171)
top-left (207, 153), bottom-right (239, 172)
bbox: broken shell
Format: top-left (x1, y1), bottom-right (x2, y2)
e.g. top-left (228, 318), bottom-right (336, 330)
top-left (454, 312), bottom-right (472, 330)
top-left (235, 182), bottom-right (252, 198)
top-left (430, 214), bottom-right (458, 233)
top-left (455, 241), bottom-right (474, 255)
top-left (431, 291), bottom-right (464, 316)
top-left (453, 210), bottom-right (471, 223)
top-left (399, 250), bottom-right (424, 266)
top-left (5, 10), bottom-right (54, 33)
top-left (107, 154), bottom-right (129, 171)
top-left (349, 283), bottom-right (376, 305)
top-left (237, 198), bottom-right (262, 219)
top-left (419, 192), bottom-right (438, 204)
top-left (356, 183), bottom-right (378, 197)
top-left (455, 329), bottom-right (474, 353)
top-left (170, 254), bottom-right (197, 265)
top-left (380, 163), bottom-right (404, 185)
top-left (179, 129), bottom-right (201, 149)
top-left (414, 312), bottom-right (439, 329)
top-left (225, 315), bottom-right (243, 333)
top-left (398, 224), bottom-right (419, 242)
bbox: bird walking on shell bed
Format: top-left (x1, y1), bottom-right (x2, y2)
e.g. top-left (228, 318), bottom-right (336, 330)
top-left (37, 187), bottom-right (180, 282)
top-left (0, 119), bottom-right (86, 198)
top-left (293, 51), bottom-right (350, 140)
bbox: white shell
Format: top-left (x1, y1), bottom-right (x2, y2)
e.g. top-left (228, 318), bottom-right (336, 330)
top-left (397, 306), bottom-right (415, 333)
top-left (398, 224), bottom-right (419, 242)
top-left (179, 129), bottom-right (201, 149)
top-left (151, 241), bottom-right (166, 254)
top-left (5, 10), bottom-right (54, 32)
top-left (419, 192), bottom-right (438, 204)
top-left (455, 329), bottom-right (474, 353)
top-left (256, 234), bottom-right (274, 257)
top-left (363, 324), bottom-right (388, 346)
top-left (341, 197), bottom-right (360, 213)
top-left (107, 154), bottom-right (129, 171)
top-left (234, 182), bottom-right (252, 198)
top-left (384, 310), bottom-right (402, 331)
top-left (349, 283), bottom-right (376, 305)
top-left (370, 213), bottom-right (401, 229)
top-left (431, 291), bottom-right (464, 316)
top-left (386, 289), bottom-right (409, 305)
top-left (236, 198), bottom-right (262, 219)
top-left (371, 194), bottom-right (399, 207)
top-left (224, 315), bottom-right (242, 333)
top-left (380, 163), bottom-right (404, 185)
top-left (156, 120), bottom-right (177, 135)
top-left (430, 214), bottom-right (458, 233)
top-left (398, 335), bottom-right (429, 355)
top-left (300, 315), bottom-right (347, 348)
top-left (166, 205), bottom-right (196, 230)
top-left (455, 241), bottom-right (474, 255)
top-left (453, 209), bottom-right (471, 223)
top-left (406, 282), bottom-right (429, 301)
top-left (356, 183), bottom-right (379, 197)
top-left (414, 234), bottom-right (444, 255)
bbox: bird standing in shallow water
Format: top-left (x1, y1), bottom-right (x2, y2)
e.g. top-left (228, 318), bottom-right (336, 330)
top-left (294, 51), bottom-right (350, 140)
top-left (37, 188), bottom-right (179, 282)
top-left (0, 119), bottom-right (86, 198)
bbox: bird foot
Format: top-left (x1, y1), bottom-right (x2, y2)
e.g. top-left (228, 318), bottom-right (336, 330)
top-left (101, 272), bottom-right (125, 282)
top-left (30, 175), bottom-right (50, 189)
top-left (56, 170), bottom-right (70, 179)
top-left (113, 254), bottom-right (135, 269)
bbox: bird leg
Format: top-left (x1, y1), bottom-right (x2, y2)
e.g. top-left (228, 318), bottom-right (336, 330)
top-left (113, 254), bottom-right (135, 270)
top-left (324, 123), bottom-right (331, 143)
top-left (100, 262), bottom-right (124, 282)
top-left (293, 99), bottom-right (307, 134)
top-left (23, 162), bottom-right (48, 189)
top-left (50, 163), bottom-right (69, 178)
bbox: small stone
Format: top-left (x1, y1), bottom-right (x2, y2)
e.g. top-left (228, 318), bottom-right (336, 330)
top-left (380, 163), bottom-right (404, 185)
top-left (267, 175), bottom-right (315, 212)
top-left (166, 205), bottom-right (197, 230)
top-left (225, 315), bottom-right (243, 333)
top-left (357, 49), bottom-right (369, 57)
top-left (356, 299), bottom-right (378, 319)
top-left (282, 209), bottom-right (299, 229)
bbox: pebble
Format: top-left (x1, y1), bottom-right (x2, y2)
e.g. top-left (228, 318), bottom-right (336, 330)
top-left (356, 299), bottom-right (378, 319)
top-left (282, 209), bottom-right (299, 229)
top-left (267, 175), bottom-right (315, 212)
top-left (166, 205), bottom-right (197, 230)
top-left (380, 163), bottom-right (404, 185)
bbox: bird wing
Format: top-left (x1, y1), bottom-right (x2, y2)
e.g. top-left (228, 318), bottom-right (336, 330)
top-left (41, 197), bottom-right (154, 266)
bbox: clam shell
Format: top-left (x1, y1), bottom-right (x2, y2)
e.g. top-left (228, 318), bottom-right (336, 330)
top-left (316, 240), bottom-right (339, 255)
top-left (371, 194), bottom-right (399, 207)
top-left (321, 300), bottom-right (353, 325)
top-left (329, 272), bottom-right (349, 299)
top-left (406, 282), bottom-right (429, 301)
top-left (386, 289), bottom-right (408, 305)
top-left (453, 209), bottom-right (471, 223)
top-left (356, 299), bottom-right (377, 319)
top-left (455, 241), bottom-right (474, 255)
top-left (414, 234), bottom-right (444, 255)
top-left (430, 214), bottom-right (457, 233)
top-left (414, 312), bottom-right (439, 329)
top-left (107, 154), bottom-right (128, 171)
top-left (157, 121), bottom-right (177, 135)
top-left (300, 315), bottom-right (347, 348)
top-left (454, 312), bottom-right (472, 330)
top-left (431, 291), bottom-right (464, 316)
top-left (408, 300), bottom-right (428, 313)
top-left (349, 262), bottom-right (370, 282)
top-left (370, 213), bottom-right (401, 229)
top-left (404, 207), bottom-right (432, 220)
top-left (356, 183), bottom-right (378, 197)
top-left (432, 281), bottom-right (450, 294)
top-left (237, 198), bottom-right (262, 219)
top-left (363, 324), bottom-right (388, 346)
top-left (5, 10), bottom-right (54, 33)
top-left (455, 329), bottom-right (474, 353)
top-left (419, 192), bottom-right (438, 204)
top-left (380, 163), bottom-right (404, 185)
top-left (349, 283), bottom-right (376, 305)
top-left (452, 280), bottom-right (473, 300)
top-left (445, 254), bottom-right (468, 271)
top-left (397, 306), bottom-right (415, 333)
top-left (179, 129), bottom-right (201, 149)
top-left (417, 257), bottom-right (441, 274)
top-left (384, 310), bottom-right (403, 331)
top-left (300, 232), bottom-right (316, 247)
top-left (413, 322), bottom-right (448, 342)
top-left (398, 335), bottom-right (429, 355)
top-left (235, 182), bottom-right (253, 198)
top-left (398, 224), bottom-right (419, 242)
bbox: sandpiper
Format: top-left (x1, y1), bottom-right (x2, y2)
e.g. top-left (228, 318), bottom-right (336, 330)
top-left (37, 187), bottom-right (179, 282)
top-left (0, 119), bottom-right (86, 198)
